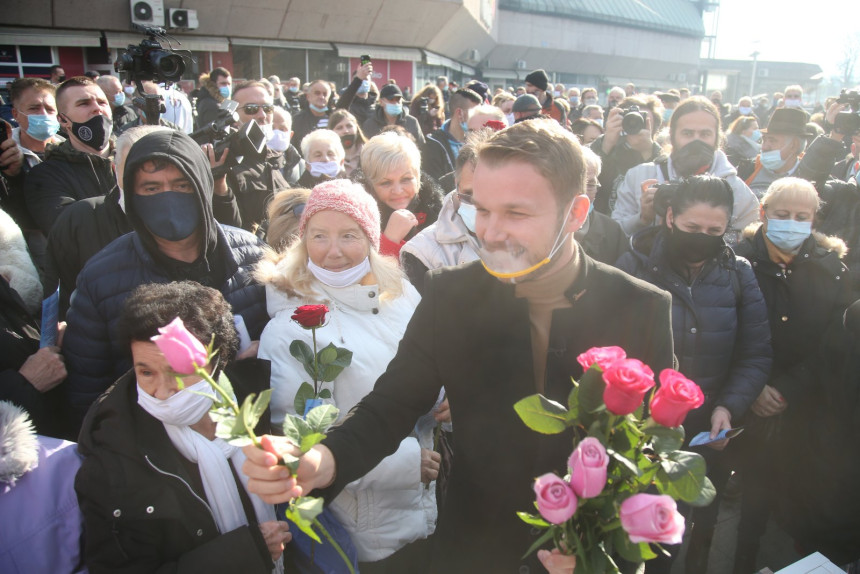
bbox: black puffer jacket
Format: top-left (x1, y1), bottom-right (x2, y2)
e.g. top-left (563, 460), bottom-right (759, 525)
top-left (62, 131), bottom-right (268, 431)
top-left (734, 225), bottom-right (853, 406)
top-left (817, 178), bottom-right (860, 298)
top-left (24, 139), bottom-right (116, 235)
top-left (75, 370), bottom-right (273, 574)
top-left (616, 226), bottom-right (772, 424)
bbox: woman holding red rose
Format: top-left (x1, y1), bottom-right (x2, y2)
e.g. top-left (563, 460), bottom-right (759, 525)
top-left (616, 175), bottom-right (772, 572)
top-left (255, 179), bottom-right (439, 571)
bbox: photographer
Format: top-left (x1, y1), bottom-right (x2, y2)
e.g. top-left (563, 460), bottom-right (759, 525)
top-left (825, 92), bottom-right (860, 181)
top-left (409, 84), bottom-right (445, 137)
top-left (590, 95), bottom-right (663, 214)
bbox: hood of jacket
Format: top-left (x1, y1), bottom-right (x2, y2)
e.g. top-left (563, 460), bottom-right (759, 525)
top-left (122, 130), bottom-right (219, 270)
top-left (431, 190), bottom-right (473, 244)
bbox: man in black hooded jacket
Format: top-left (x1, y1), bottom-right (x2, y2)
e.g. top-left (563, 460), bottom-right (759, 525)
top-left (62, 130), bottom-right (268, 433)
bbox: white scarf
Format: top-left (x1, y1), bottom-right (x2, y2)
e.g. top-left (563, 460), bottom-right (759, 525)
top-left (137, 383), bottom-right (277, 536)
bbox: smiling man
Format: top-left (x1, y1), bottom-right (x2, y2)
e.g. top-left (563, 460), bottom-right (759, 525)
top-left (62, 130), bottom-right (268, 433)
top-left (241, 119), bottom-right (675, 573)
top-left (24, 76), bottom-right (116, 235)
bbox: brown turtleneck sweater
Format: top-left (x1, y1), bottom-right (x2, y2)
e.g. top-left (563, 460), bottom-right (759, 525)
top-left (514, 247), bottom-right (580, 393)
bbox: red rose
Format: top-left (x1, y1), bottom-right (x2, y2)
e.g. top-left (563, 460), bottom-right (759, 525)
top-left (576, 346), bottom-right (627, 371)
top-left (415, 212), bottom-right (427, 225)
top-left (291, 304), bottom-right (329, 329)
top-left (602, 358), bottom-right (655, 415)
top-left (650, 369), bottom-right (705, 427)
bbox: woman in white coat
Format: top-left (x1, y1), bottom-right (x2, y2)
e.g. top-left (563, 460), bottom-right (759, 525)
top-left (256, 179), bottom-right (438, 573)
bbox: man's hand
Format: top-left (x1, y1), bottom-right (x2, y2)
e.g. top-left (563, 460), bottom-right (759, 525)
top-left (538, 549), bottom-right (576, 573)
top-left (420, 448), bottom-right (441, 485)
top-left (242, 436), bottom-right (336, 503)
top-left (601, 107), bottom-right (623, 154)
top-left (355, 63), bottom-right (373, 82)
top-left (433, 398), bottom-right (451, 424)
top-left (383, 209), bottom-right (419, 244)
top-left (639, 179), bottom-right (658, 224)
top-left (259, 520), bottom-right (291, 561)
top-left (751, 384), bottom-right (787, 418)
top-left (625, 112), bottom-right (653, 155)
top-left (0, 137), bottom-right (23, 177)
top-left (19, 346), bottom-right (67, 392)
top-left (825, 102), bottom-right (848, 127)
top-left (707, 406), bottom-right (732, 451)
top-left (236, 340), bottom-right (260, 361)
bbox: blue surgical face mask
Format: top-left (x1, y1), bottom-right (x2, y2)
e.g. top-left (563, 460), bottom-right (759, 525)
top-left (114, 92), bottom-right (126, 107)
top-left (24, 114), bottom-right (60, 141)
top-left (458, 201), bottom-right (476, 233)
top-left (662, 108), bottom-right (673, 123)
top-left (738, 106), bottom-right (752, 115)
top-left (133, 191), bottom-right (200, 241)
top-left (309, 103), bottom-right (328, 114)
top-left (218, 86), bottom-right (231, 99)
top-left (750, 129), bottom-right (762, 143)
top-left (765, 217), bottom-right (812, 252)
top-left (569, 96), bottom-right (580, 106)
top-left (288, 86), bottom-right (299, 94)
top-left (760, 149), bottom-right (786, 172)
top-left (385, 102), bottom-right (402, 117)
top-left (357, 80), bottom-right (370, 94)
top-left (460, 121), bottom-right (469, 134)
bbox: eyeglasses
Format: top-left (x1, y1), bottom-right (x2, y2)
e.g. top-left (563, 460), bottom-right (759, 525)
top-left (586, 181), bottom-right (601, 195)
top-left (457, 192), bottom-right (474, 206)
top-left (241, 104), bottom-right (274, 115)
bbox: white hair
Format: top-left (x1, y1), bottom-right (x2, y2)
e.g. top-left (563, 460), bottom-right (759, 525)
top-left (300, 129), bottom-right (344, 161)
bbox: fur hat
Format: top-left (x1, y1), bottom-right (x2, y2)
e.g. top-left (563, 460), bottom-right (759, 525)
top-left (524, 69), bottom-right (549, 92)
top-left (299, 179), bottom-right (381, 250)
top-left (0, 209), bottom-right (42, 316)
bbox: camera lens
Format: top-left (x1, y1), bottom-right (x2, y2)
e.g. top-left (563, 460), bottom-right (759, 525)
top-left (621, 110), bottom-right (645, 134)
top-left (150, 51), bottom-right (186, 81)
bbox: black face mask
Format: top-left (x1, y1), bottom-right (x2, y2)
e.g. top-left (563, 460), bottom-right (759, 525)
top-left (65, 114), bottom-right (112, 152)
top-left (667, 226), bottom-right (725, 263)
top-left (341, 133), bottom-right (356, 150)
top-left (671, 139), bottom-right (715, 177)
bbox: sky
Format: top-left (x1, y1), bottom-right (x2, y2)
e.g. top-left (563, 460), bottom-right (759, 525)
top-left (712, 0), bottom-right (860, 80)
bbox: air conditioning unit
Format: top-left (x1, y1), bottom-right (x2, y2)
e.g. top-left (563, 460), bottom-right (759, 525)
top-left (168, 8), bottom-right (199, 29)
top-left (130, 0), bottom-right (165, 27)
top-left (516, 59), bottom-right (527, 70)
top-left (466, 49), bottom-right (480, 62)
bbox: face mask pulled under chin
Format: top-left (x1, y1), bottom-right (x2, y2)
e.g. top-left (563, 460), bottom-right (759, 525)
top-left (477, 202), bottom-right (574, 282)
top-left (308, 256), bottom-right (371, 288)
top-left (137, 379), bottom-right (215, 426)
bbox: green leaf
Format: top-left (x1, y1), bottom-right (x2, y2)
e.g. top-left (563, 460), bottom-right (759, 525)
top-left (319, 364), bottom-right (346, 382)
top-left (317, 343), bottom-right (338, 365)
top-left (331, 347), bottom-right (353, 368)
top-left (567, 385), bottom-right (580, 421)
top-left (657, 451), bottom-right (708, 502)
top-left (613, 528), bottom-right (652, 562)
top-left (646, 422), bottom-right (685, 454)
top-left (318, 389), bottom-right (332, 399)
top-left (608, 448), bottom-right (641, 477)
top-left (687, 475), bottom-right (717, 508)
top-left (293, 382), bottom-right (315, 416)
top-left (239, 389), bottom-right (271, 433)
top-left (521, 527), bottom-right (556, 559)
top-left (513, 394), bottom-right (569, 434)
top-left (578, 366), bottom-right (606, 414)
top-left (212, 370), bottom-right (235, 401)
top-left (213, 408), bottom-right (244, 441)
top-left (305, 404), bottom-right (339, 433)
top-left (282, 414), bottom-right (313, 447)
top-left (300, 432), bottom-right (328, 452)
top-left (227, 436), bottom-right (254, 447)
top-left (284, 497), bottom-right (324, 543)
top-left (281, 452), bottom-right (300, 475)
top-left (516, 512), bottom-right (550, 529)
top-left (289, 340), bottom-right (315, 368)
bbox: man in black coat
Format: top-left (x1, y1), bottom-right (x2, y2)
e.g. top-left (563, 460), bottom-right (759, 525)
top-left (62, 130), bottom-right (268, 433)
top-left (243, 120), bottom-right (675, 573)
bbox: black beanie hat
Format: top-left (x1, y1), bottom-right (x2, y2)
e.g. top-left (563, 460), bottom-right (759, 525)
top-left (524, 69), bottom-right (549, 92)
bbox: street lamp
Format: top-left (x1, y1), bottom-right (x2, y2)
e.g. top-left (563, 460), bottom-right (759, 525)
top-left (750, 50), bottom-right (760, 96)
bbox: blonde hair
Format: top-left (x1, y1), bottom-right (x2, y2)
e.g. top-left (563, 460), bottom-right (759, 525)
top-left (300, 129), bottom-right (344, 161)
top-left (761, 177), bottom-right (820, 213)
top-left (360, 131), bottom-right (421, 186)
top-left (266, 188), bottom-right (311, 251)
top-left (255, 240), bottom-right (404, 302)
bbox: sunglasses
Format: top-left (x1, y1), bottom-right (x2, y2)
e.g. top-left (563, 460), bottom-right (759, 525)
top-left (241, 104), bottom-right (274, 115)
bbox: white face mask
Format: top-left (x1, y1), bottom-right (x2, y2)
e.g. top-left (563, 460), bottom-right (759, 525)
top-left (267, 129), bottom-right (290, 152)
top-left (505, 112), bottom-right (515, 126)
top-left (307, 256), bottom-right (371, 288)
top-left (259, 123), bottom-right (274, 139)
top-left (309, 160), bottom-right (342, 178)
top-left (137, 379), bottom-right (214, 426)
top-left (123, 86), bottom-right (135, 96)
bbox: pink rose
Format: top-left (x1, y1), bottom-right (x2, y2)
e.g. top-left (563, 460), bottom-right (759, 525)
top-left (151, 317), bottom-right (208, 375)
top-left (533, 473), bottom-right (578, 525)
top-left (602, 359), bottom-right (655, 415)
top-left (620, 493), bottom-right (685, 545)
top-left (650, 369), bottom-right (705, 428)
top-left (576, 346), bottom-right (627, 371)
top-left (568, 437), bottom-right (609, 498)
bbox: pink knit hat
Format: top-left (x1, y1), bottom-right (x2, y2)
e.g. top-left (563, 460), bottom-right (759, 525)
top-left (298, 179), bottom-right (381, 250)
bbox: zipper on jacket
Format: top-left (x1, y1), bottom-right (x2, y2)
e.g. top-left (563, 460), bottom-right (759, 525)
top-left (144, 455), bottom-right (219, 529)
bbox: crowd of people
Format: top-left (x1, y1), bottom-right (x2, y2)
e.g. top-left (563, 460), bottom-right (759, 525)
top-left (1, 60), bottom-right (860, 574)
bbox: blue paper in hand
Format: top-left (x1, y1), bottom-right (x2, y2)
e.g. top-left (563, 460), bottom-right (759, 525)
top-left (40, 287), bottom-right (60, 348)
top-left (689, 427), bottom-right (744, 447)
